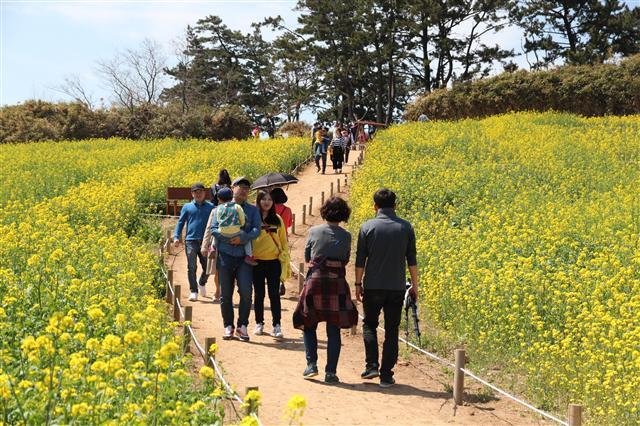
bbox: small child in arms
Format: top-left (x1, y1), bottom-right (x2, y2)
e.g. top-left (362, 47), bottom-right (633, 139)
top-left (213, 187), bottom-right (257, 265)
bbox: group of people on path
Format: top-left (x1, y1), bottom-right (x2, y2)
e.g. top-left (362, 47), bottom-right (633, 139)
top-left (174, 167), bottom-right (418, 388)
top-left (311, 122), bottom-right (362, 174)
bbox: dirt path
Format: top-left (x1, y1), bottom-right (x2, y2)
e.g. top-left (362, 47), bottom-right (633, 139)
top-left (165, 152), bottom-right (549, 425)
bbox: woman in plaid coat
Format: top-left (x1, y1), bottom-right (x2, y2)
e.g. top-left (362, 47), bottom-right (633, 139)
top-left (293, 197), bottom-right (358, 384)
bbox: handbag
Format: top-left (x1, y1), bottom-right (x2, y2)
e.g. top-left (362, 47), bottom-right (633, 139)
top-left (267, 229), bottom-right (291, 285)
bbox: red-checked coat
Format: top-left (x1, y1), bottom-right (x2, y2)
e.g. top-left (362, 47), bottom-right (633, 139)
top-left (293, 257), bottom-right (358, 330)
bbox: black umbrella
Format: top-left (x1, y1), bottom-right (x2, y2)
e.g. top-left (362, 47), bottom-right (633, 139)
top-left (250, 172), bottom-right (298, 190)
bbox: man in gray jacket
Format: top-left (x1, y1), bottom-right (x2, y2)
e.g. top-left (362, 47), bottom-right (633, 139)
top-left (355, 188), bottom-right (418, 388)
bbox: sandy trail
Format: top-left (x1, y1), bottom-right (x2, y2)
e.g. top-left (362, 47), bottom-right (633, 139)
top-left (165, 150), bottom-right (549, 425)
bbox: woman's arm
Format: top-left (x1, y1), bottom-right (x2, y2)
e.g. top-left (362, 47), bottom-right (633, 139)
top-left (201, 209), bottom-right (215, 255)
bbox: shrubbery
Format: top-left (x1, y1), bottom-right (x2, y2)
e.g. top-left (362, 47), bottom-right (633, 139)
top-left (276, 121), bottom-right (311, 138)
top-left (0, 101), bottom-right (254, 143)
top-left (405, 55), bottom-right (640, 121)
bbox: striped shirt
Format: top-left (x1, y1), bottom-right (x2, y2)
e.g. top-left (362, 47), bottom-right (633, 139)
top-left (330, 137), bottom-right (347, 149)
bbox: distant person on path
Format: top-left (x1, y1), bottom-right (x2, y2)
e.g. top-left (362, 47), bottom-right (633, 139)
top-left (210, 176), bottom-right (261, 341)
top-left (270, 187), bottom-right (293, 235)
top-left (293, 197), bottom-right (358, 385)
top-left (211, 169), bottom-right (232, 207)
top-left (329, 128), bottom-right (347, 174)
top-left (252, 190), bottom-right (289, 338)
top-left (173, 183), bottom-right (215, 302)
top-left (311, 122), bottom-right (322, 148)
top-left (342, 128), bottom-right (352, 164)
top-left (355, 188), bottom-right (418, 388)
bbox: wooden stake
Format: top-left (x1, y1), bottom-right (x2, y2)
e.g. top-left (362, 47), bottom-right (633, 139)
top-left (291, 213), bottom-right (296, 234)
top-left (205, 337), bottom-right (217, 365)
top-left (173, 285), bottom-right (182, 321)
top-left (298, 262), bottom-right (305, 293)
top-left (165, 270), bottom-right (173, 304)
top-left (337, 178), bottom-right (341, 193)
top-left (454, 349), bottom-right (465, 406)
top-left (568, 404), bottom-right (582, 426)
top-left (302, 204), bottom-right (307, 225)
top-left (309, 196), bottom-right (313, 215)
top-left (321, 191), bottom-right (325, 206)
top-left (330, 182), bottom-right (334, 197)
top-left (183, 306), bottom-right (192, 353)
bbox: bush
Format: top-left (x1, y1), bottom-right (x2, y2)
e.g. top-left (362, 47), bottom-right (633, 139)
top-left (405, 54), bottom-right (640, 121)
top-left (277, 121), bottom-right (311, 138)
top-left (206, 105), bottom-right (252, 140)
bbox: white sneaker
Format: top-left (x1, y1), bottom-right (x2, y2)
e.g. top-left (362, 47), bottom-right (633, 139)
top-left (198, 284), bottom-right (207, 298)
top-left (223, 325), bottom-right (234, 340)
top-left (272, 324), bottom-right (283, 339)
top-left (236, 325), bottom-right (250, 341)
top-left (188, 292), bottom-right (198, 302)
top-left (254, 323), bottom-right (264, 335)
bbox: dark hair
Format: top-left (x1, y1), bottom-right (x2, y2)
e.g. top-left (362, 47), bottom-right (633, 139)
top-left (320, 197), bottom-right (351, 223)
top-left (373, 188), bottom-right (396, 209)
top-left (256, 190), bottom-right (280, 226)
top-left (217, 169), bottom-right (232, 186)
top-left (270, 187), bottom-right (288, 204)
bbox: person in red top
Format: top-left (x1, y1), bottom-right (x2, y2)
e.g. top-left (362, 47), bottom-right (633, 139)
top-left (270, 187), bottom-right (292, 235)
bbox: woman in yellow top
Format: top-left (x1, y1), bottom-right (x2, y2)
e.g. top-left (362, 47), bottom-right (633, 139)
top-left (252, 190), bottom-right (289, 338)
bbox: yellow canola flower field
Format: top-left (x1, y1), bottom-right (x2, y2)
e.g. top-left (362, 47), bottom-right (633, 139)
top-left (0, 137), bottom-right (309, 423)
top-left (349, 112), bottom-right (639, 424)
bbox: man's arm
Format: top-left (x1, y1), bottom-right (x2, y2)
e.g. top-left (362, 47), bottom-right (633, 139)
top-left (236, 206), bottom-right (260, 244)
top-left (354, 227), bottom-right (368, 301)
top-left (173, 205), bottom-right (188, 243)
top-left (407, 225), bottom-right (418, 299)
top-left (210, 208), bottom-right (229, 242)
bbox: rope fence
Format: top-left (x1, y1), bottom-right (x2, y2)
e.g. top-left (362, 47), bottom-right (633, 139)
top-left (159, 239), bottom-right (262, 425)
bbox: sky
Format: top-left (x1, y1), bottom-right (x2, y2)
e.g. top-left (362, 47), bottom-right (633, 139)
top-left (1, 0), bottom-right (639, 115)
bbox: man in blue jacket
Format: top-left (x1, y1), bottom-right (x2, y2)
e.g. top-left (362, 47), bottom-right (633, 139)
top-left (173, 183), bottom-right (215, 302)
top-left (210, 176), bottom-right (261, 341)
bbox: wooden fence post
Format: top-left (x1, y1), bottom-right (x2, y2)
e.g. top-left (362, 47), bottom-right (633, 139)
top-left (330, 182), bottom-right (334, 197)
top-left (291, 213), bottom-right (296, 234)
top-left (183, 306), bottom-right (192, 353)
top-left (454, 349), bottom-right (465, 406)
top-left (205, 337), bottom-right (217, 365)
top-left (245, 386), bottom-right (260, 415)
top-left (309, 196), bottom-right (313, 215)
top-left (321, 191), bottom-right (325, 206)
top-left (302, 205), bottom-right (307, 225)
top-left (568, 404), bottom-right (582, 426)
top-left (165, 270), bottom-right (174, 304)
top-left (173, 285), bottom-right (182, 321)
top-left (337, 178), bottom-right (341, 193)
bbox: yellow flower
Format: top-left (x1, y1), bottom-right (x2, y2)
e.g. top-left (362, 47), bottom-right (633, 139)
top-left (199, 366), bottom-right (215, 380)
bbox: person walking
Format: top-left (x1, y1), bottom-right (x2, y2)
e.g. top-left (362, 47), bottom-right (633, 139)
top-left (293, 197), bottom-right (358, 385)
top-left (270, 187), bottom-right (293, 235)
top-left (211, 169), bottom-right (232, 207)
top-left (313, 127), bottom-right (329, 174)
top-left (252, 190), bottom-right (289, 338)
top-left (173, 183), bottom-right (215, 302)
top-left (355, 188), bottom-right (418, 388)
top-left (210, 176), bottom-right (261, 341)
top-left (342, 128), bottom-right (352, 164)
top-left (329, 129), bottom-right (347, 174)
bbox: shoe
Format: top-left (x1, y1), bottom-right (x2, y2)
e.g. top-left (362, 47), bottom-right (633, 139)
top-left (303, 364), bottom-right (318, 378)
top-left (316, 166), bottom-right (320, 172)
top-left (254, 323), bottom-right (264, 335)
top-left (188, 292), bottom-right (198, 302)
top-left (271, 324), bottom-right (283, 339)
top-left (244, 256), bottom-right (258, 266)
top-left (236, 325), bottom-right (250, 341)
top-left (223, 326), bottom-right (234, 340)
top-left (324, 373), bottom-right (340, 385)
top-left (379, 377), bottom-right (396, 388)
top-left (198, 284), bottom-right (207, 298)
top-left (361, 366), bottom-right (379, 379)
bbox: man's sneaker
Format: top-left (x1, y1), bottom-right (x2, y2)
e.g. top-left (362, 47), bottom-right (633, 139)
top-left (361, 366), bottom-right (379, 379)
top-left (254, 323), bottom-right (264, 335)
top-left (188, 292), bottom-right (198, 302)
top-left (223, 326), bottom-right (234, 340)
top-left (271, 324), bottom-right (283, 339)
top-left (379, 377), bottom-right (396, 388)
top-left (303, 364), bottom-right (318, 378)
top-left (236, 325), bottom-right (250, 341)
top-left (244, 256), bottom-right (258, 266)
top-left (198, 284), bottom-right (207, 298)
top-left (324, 373), bottom-right (340, 385)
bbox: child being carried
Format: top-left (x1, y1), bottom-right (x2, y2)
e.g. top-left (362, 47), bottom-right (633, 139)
top-left (213, 187), bottom-right (257, 265)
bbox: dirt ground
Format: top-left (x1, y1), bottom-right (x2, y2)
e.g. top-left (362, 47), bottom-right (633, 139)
top-left (164, 151), bottom-right (550, 425)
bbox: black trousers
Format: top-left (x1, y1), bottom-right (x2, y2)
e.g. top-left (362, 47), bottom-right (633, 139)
top-left (331, 147), bottom-right (344, 170)
top-left (253, 259), bottom-right (282, 326)
top-left (344, 147), bottom-right (351, 163)
top-left (314, 153), bottom-right (327, 173)
top-left (362, 289), bottom-right (404, 381)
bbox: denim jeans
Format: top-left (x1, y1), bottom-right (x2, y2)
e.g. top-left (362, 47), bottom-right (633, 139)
top-left (314, 153), bottom-right (327, 173)
top-left (303, 323), bottom-right (341, 374)
top-left (218, 251), bottom-right (253, 328)
top-left (362, 289), bottom-right (404, 381)
top-left (253, 259), bottom-right (282, 326)
top-left (185, 240), bottom-right (208, 293)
